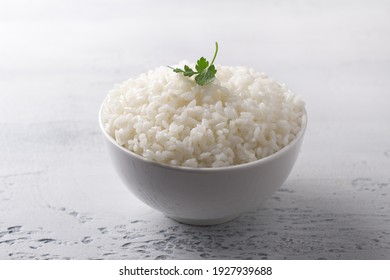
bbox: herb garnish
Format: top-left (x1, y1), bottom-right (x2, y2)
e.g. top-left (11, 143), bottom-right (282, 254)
top-left (169, 42), bottom-right (219, 86)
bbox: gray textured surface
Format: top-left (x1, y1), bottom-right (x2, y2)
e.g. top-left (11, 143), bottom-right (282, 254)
top-left (1, 0), bottom-right (390, 259)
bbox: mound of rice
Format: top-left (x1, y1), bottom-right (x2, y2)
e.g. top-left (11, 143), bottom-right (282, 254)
top-left (101, 63), bottom-right (305, 168)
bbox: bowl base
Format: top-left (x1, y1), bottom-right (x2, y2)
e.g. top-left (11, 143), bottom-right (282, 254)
top-left (167, 214), bottom-right (240, 226)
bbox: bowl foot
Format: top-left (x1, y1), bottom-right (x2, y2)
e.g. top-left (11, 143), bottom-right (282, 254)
top-left (167, 214), bottom-right (240, 226)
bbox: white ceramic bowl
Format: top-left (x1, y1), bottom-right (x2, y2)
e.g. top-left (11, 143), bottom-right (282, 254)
top-left (99, 107), bottom-right (307, 225)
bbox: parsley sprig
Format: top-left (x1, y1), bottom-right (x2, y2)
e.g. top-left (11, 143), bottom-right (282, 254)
top-left (169, 42), bottom-right (219, 86)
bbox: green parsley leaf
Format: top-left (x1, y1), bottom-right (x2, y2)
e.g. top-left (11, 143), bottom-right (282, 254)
top-left (195, 57), bottom-right (209, 73)
top-left (171, 67), bottom-right (184, 73)
top-left (183, 65), bottom-right (197, 77)
top-left (169, 42), bottom-right (219, 86)
top-left (168, 65), bottom-right (196, 77)
top-left (195, 64), bottom-right (217, 86)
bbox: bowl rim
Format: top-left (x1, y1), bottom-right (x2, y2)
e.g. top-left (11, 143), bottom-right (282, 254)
top-left (99, 101), bottom-right (307, 173)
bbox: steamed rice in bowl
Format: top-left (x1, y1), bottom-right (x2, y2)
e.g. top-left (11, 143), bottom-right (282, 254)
top-left (100, 63), bottom-right (305, 168)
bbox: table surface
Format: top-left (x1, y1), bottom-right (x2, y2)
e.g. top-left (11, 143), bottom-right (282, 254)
top-left (1, 0), bottom-right (390, 260)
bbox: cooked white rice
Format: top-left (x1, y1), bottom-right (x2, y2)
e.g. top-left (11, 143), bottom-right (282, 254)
top-left (101, 63), bottom-right (305, 168)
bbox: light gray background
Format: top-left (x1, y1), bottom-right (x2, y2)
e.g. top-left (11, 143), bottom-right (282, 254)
top-left (1, 0), bottom-right (389, 259)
